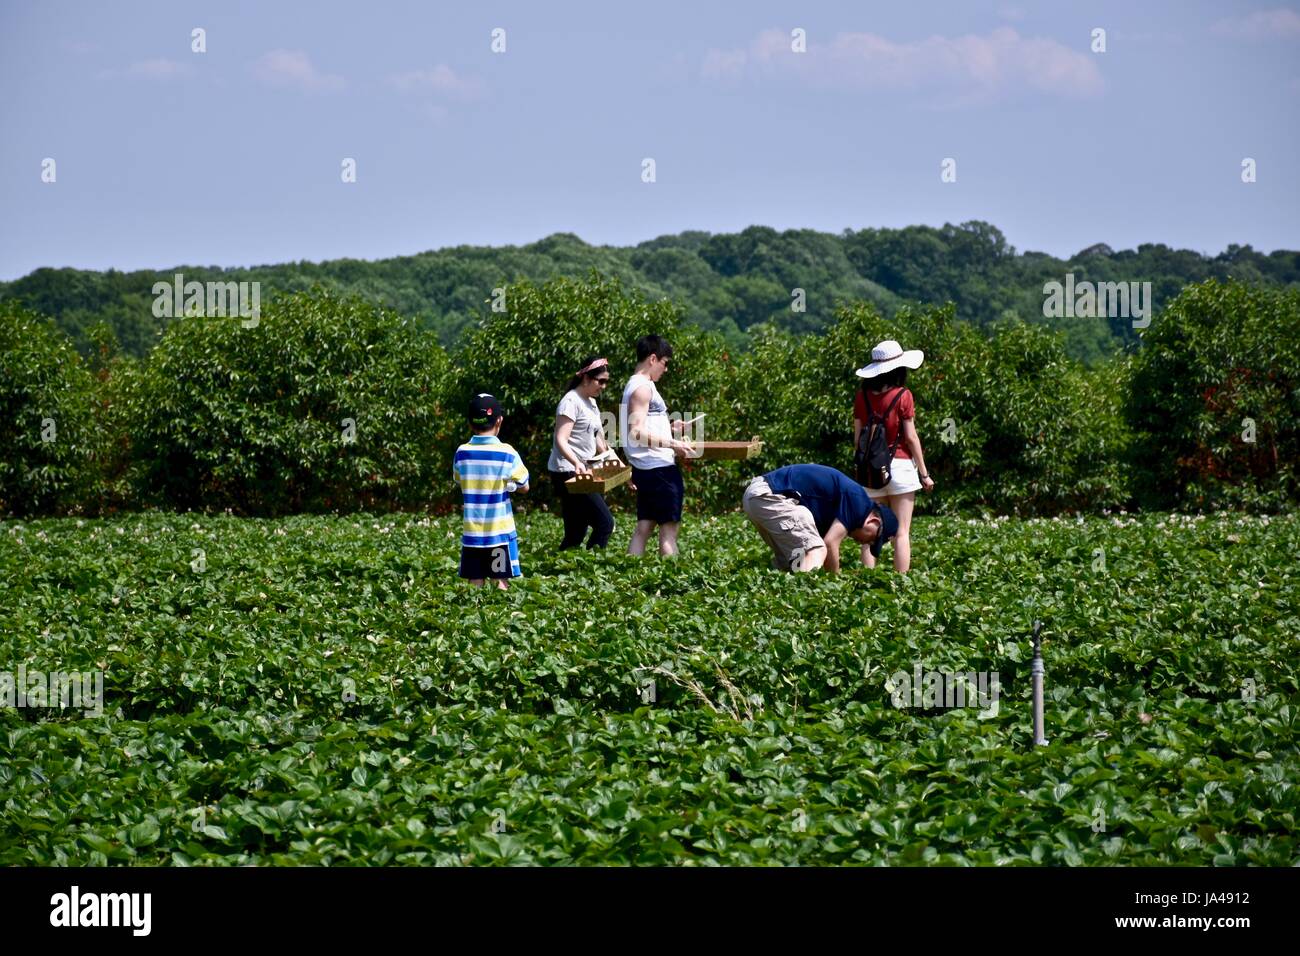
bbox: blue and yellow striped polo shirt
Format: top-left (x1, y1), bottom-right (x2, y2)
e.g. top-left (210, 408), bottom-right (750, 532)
top-left (453, 435), bottom-right (530, 555)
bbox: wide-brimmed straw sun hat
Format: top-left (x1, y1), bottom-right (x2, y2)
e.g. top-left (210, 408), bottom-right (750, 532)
top-left (855, 339), bottom-right (924, 378)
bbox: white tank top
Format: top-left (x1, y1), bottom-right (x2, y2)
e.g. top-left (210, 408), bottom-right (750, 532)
top-left (620, 373), bottom-right (674, 469)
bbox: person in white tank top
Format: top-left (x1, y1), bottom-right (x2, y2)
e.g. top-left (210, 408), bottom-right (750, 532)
top-left (621, 335), bottom-right (694, 556)
top-left (620, 374), bottom-right (674, 469)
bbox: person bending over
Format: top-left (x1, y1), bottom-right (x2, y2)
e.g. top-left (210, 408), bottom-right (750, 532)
top-left (742, 463), bottom-right (898, 572)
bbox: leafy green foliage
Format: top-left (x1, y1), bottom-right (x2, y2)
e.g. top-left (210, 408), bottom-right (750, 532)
top-left (0, 303), bottom-right (107, 516)
top-left (730, 303), bottom-right (1132, 514)
top-left (122, 289), bottom-right (456, 515)
top-left (1129, 280), bottom-right (1300, 511)
top-left (7, 225), bottom-right (1297, 362)
top-left (2, 277), bottom-right (1295, 518)
top-left (2, 511), bottom-right (1295, 864)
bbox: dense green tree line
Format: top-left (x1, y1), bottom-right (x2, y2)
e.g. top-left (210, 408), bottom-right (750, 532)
top-left (2, 274), bottom-right (1295, 519)
top-left (4, 223), bottom-right (1296, 364)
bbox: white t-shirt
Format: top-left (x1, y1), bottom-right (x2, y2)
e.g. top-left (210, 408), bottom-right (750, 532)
top-left (548, 389), bottom-right (603, 473)
top-left (620, 373), bottom-right (674, 469)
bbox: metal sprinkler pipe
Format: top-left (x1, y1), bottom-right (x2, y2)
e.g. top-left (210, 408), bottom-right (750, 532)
top-left (1031, 620), bottom-right (1048, 746)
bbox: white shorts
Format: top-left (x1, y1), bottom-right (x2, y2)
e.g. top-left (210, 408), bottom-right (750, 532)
top-left (866, 457), bottom-right (921, 499)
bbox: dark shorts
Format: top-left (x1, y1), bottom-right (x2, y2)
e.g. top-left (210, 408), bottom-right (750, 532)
top-left (632, 464), bottom-right (684, 524)
top-left (459, 541), bottom-right (521, 579)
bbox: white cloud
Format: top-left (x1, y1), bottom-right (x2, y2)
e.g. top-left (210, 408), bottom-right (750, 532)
top-left (252, 50), bottom-right (345, 92)
top-left (701, 48), bottom-right (748, 82)
top-left (1213, 8), bottom-right (1300, 39)
top-left (701, 27), bottom-right (1104, 101)
top-left (387, 64), bottom-right (482, 99)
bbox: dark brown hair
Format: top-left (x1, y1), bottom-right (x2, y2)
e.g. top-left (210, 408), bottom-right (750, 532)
top-left (866, 367), bottom-right (908, 392)
top-left (565, 355), bottom-right (609, 393)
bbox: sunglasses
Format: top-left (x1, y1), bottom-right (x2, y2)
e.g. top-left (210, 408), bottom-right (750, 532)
top-left (592, 377), bottom-right (610, 385)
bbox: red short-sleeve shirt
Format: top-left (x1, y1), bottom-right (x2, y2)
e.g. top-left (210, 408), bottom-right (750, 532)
top-left (854, 386), bottom-right (914, 459)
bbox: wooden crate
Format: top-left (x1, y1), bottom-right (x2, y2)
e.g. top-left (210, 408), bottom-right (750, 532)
top-left (690, 437), bottom-right (765, 460)
top-left (565, 463), bottom-right (632, 493)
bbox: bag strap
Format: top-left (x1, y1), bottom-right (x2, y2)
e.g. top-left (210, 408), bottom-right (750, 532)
top-left (868, 386), bottom-right (906, 427)
top-left (876, 388), bottom-right (908, 456)
top-left (889, 389), bottom-right (912, 455)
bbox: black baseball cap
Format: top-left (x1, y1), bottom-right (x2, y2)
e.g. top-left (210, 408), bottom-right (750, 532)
top-left (468, 393), bottom-right (503, 427)
top-left (868, 504), bottom-right (899, 558)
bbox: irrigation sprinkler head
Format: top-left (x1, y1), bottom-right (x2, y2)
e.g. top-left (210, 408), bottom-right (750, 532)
top-left (1030, 619), bottom-right (1048, 747)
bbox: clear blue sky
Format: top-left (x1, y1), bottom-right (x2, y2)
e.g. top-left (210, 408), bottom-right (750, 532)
top-left (2, 0), bottom-right (1297, 279)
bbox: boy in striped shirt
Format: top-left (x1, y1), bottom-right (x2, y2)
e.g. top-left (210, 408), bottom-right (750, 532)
top-left (453, 394), bottom-right (530, 588)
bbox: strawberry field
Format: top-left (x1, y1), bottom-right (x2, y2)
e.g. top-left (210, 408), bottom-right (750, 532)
top-left (2, 511), bottom-right (1297, 865)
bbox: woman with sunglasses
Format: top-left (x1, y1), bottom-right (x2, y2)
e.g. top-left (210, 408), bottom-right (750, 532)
top-left (548, 355), bottom-right (618, 549)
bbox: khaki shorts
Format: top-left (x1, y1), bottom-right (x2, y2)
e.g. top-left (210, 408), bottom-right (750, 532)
top-left (742, 477), bottom-right (825, 572)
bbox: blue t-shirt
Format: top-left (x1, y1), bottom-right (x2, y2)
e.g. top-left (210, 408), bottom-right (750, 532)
top-left (763, 464), bottom-right (873, 537)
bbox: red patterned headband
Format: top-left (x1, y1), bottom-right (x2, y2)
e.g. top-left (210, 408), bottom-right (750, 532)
top-left (577, 357), bottom-right (608, 375)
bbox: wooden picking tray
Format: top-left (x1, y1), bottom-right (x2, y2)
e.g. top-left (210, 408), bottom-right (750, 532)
top-left (690, 437), bottom-right (765, 460)
top-left (565, 463), bottom-right (632, 493)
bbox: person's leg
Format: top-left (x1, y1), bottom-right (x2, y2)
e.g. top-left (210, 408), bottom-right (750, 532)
top-left (495, 579), bottom-right (509, 590)
top-left (658, 521), bottom-right (679, 556)
top-left (887, 492), bottom-right (915, 573)
top-left (629, 466), bottom-right (656, 555)
top-left (656, 464), bottom-right (684, 556)
top-left (751, 521), bottom-right (782, 569)
top-left (562, 490), bottom-right (594, 549)
top-left (461, 546), bottom-right (487, 586)
top-left (629, 520), bottom-right (656, 555)
top-left (551, 472), bottom-right (588, 549)
top-left (586, 493), bottom-right (614, 549)
top-left (744, 483), bottom-right (792, 570)
top-left (567, 489), bottom-right (595, 546)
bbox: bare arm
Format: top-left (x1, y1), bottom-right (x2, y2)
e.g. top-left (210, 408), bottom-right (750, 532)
top-left (902, 419), bottom-right (934, 491)
top-left (508, 453), bottom-right (530, 494)
top-left (821, 520), bottom-right (847, 573)
top-left (626, 385), bottom-right (653, 446)
top-left (628, 385), bottom-right (690, 453)
top-left (554, 415), bottom-right (590, 474)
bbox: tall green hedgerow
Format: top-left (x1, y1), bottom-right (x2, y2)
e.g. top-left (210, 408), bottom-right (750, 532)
top-left (0, 302), bottom-right (106, 516)
top-left (122, 288), bottom-right (455, 515)
top-left (1128, 279), bottom-right (1299, 511)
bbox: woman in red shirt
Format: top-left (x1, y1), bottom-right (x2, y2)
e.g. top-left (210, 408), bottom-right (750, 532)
top-left (853, 340), bottom-right (935, 573)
